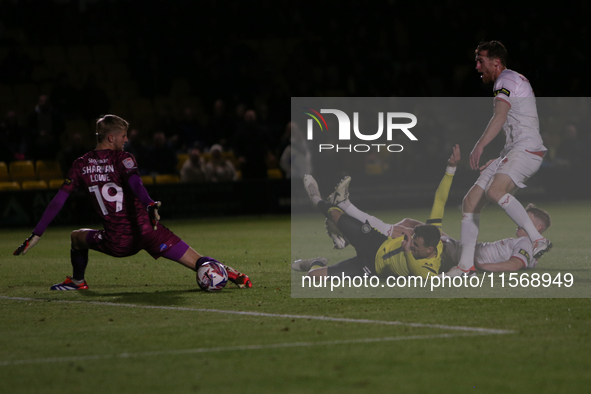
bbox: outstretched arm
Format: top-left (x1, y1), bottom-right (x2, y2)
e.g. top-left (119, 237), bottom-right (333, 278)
top-left (427, 144), bottom-right (460, 229)
top-left (14, 189), bottom-right (70, 255)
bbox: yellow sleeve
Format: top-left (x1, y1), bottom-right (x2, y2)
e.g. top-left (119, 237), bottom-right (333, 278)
top-left (405, 251), bottom-right (440, 279)
top-left (427, 168), bottom-right (455, 228)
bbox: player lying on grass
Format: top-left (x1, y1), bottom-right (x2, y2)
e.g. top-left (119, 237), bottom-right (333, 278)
top-left (293, 146), bottom-right (463, 279)
top-left (326, 195), bottom-right (550, 273)
top-left (14, 114), bottom-right (251, 291)
top-left (305, 147), bottom-right (551, 273)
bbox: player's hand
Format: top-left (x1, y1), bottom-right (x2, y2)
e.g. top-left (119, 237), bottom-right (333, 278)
top-left (147, 201), bottom-right (161, 230)
top-left (469, 144), bottom-right (484, 170)
top-left (400, 228), bottom-right (413, 253)
top-left (224, 264), bottom-right (253, 288)
top-left (447, 144), bottom-right (461, 167)
top-left (479, 159), bottom-right (495, 174)
top-left (14, 233), bottom-right (41, 256)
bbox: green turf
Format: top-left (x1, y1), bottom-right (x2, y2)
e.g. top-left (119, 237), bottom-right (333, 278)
top-left (1, 205), bottom-right (590, 393)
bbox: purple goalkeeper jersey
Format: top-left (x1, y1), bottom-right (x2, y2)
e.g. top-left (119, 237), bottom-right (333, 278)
top-left (62, 149), bottom-right (153, 238)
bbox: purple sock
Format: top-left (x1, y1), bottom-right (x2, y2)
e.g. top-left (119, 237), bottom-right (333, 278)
top-left (162, 241), bottom-right (190, 261)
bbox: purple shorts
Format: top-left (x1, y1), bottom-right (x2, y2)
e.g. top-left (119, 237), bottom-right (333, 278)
top-left (86, 224), bottom-right (184, 259)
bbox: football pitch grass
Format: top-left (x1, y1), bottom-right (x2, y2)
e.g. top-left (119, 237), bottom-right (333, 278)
top-left (1, 202), bottom-right (590, 393)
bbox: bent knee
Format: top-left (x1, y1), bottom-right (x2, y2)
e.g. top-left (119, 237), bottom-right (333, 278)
top-left (71, 229), bottom-right (90, 250)
top-left (463, 187), bottom-right (487, 212)
top-left (485, 186), bottom-right (506, 203)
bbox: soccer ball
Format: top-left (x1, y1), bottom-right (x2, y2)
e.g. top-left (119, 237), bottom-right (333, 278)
top-left (197, 262), bottom-right (228, 292)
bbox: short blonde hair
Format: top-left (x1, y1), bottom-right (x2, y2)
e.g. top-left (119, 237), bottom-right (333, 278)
top-left (526, 203), bottom-right (551, 232)
top-left (96, 114), bottom-right (129, 143)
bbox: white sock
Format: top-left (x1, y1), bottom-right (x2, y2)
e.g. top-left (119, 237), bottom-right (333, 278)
top-left (339, 200), bottom-right (393, 235)
top-left (497, 193), bottom-right (543, 241)
top-left (458, 213), bottom-right (480, 270)
top-left (337, 198), bottom-right (352, 211)
top-left (310, 195), bottom-right (322, 206)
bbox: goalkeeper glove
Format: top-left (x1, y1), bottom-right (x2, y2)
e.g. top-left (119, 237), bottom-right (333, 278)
top-left (14, 233), bottom-right (41, 256)
top-left (147, 201), bottom-right (161, 230)
top-left (225, 265), bottom-right (253, 288)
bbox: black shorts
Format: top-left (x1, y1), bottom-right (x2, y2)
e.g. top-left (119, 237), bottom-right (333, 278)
top-left (338, 215), bottom-right (388, 260)
top-left (326, 215), bottom-right (388, 277)
top-left (327, 256), bottom-right (374, 277)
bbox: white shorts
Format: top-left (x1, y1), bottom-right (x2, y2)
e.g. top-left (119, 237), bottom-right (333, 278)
top-left (475, 149), bottom-right (543, 190)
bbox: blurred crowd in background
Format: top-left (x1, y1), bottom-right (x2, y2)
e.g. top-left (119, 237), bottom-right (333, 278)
top-left (0, 0), bottom-right (590, 186)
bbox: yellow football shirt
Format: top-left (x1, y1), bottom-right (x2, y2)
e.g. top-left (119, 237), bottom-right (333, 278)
top-left (374, 236), bottom-right (442, 279)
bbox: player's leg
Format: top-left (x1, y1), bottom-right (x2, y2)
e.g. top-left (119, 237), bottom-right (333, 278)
top-left (328, 175), bottom-right (398, 236)
top-left (50, 228), bottom-right (94, 290)
top-left (292, 257), bottom-right (328, 272)
top-left (307, 173), bottom-right (383, 247)
top-left (167, 244), bottom-right (201, 270)
top-left (450, 184), bottom-right (488, 276)
top-left (485, 151), bottom-right (551, 258)
top-left (337, 198), bottom-right (396, 236)
top-left (161, 241), bottom-right (252, 288)
top-left (486, 173), bottom-right (544, 240)
top-left (447, 155), bottom-right (502, 277)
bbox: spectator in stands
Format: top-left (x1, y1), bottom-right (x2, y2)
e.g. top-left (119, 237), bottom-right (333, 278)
top-left (26, 95), bottom-right (65, 161)
top-left (207, 99), bottom-right (234, 150)
top-left (205, 144), bottom-right (237, 182)
top-left (124, 128), bottom-right (149, 175)
top-left (155, 105), bottom-right (181, 151)
top-left (145, 131), bottom-right (177, 175)
top-left (180, 146), bottom-right (207, 183)
top-left (180, 107), bottom-right (210, 151)
top-left (233, 109), bottom-right (270, 180)
top-left (280, 122), bottom-right (311, 179)
top-left (0, 110), bottom-right (26, 162)
top-left (257, 102), bottom-right (281, 155)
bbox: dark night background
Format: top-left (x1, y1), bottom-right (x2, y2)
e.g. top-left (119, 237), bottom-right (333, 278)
top-left (1, 0), bottom-right (589, 217)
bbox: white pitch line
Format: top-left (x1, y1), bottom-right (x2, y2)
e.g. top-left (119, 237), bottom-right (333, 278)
top-left (0, 295), bottom-right (514, 334)
top-left (0, 332), bottom-right (488, 367)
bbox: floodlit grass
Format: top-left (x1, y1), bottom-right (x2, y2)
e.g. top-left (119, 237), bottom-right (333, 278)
top-left (1, 205), bottom-right (590, 393)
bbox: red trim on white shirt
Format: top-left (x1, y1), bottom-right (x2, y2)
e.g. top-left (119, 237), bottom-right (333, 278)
top-left (526, 150), bottom-right (545, 158)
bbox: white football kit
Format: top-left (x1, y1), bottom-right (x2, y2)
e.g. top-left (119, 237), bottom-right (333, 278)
top-left (476, 69), bottom-right (547, 190)
top-left (442, 236), bottom-right (537, 270)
